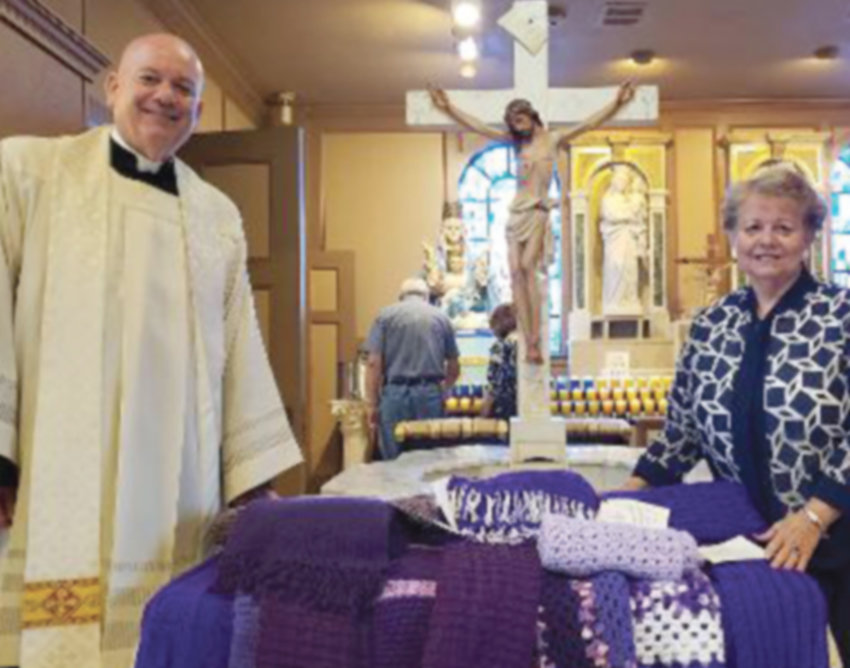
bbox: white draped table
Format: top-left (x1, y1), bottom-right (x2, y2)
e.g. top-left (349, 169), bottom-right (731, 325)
top-left (321, 444), bottom-right (712, 498)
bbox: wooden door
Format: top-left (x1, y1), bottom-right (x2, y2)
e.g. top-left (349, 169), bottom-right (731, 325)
top-left (180, 126), bottom-right (307, 493)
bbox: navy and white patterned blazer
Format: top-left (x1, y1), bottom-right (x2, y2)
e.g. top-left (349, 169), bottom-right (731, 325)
top-left (636, 277), bottom-right (850, 516)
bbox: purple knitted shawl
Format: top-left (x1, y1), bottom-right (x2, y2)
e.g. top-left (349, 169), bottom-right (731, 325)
top-left (215, 497), bottom-right (408, 668)
top-left (711, 562), bottom-right (828, 668)
top-left (422, 541), bottom-right (541, 668)
top-left (603, 481), bottom-right (768, 544)
top-left (371, 546), bottom-right (441, 668)
top-left (445, 469), bottom-right (599, 543)
top-left (216, 497), bottom-right (403, 613)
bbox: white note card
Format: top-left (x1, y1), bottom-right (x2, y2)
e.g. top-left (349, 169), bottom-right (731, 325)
top-left (431, 477), bottom-right (459, 532)
top-left (596, 498), bottom-right (670, 529)
top-left (699, 536), bottom-right (766, 564)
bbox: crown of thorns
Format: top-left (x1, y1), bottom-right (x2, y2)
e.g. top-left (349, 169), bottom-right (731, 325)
top-left (503, 99), bottom-right (541, 126)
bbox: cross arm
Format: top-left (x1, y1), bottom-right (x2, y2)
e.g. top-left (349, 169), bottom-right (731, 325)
top-left (428, 88), bottom-right (510, 142)
top-left (545, 86), bottom-right (658, 128)
top-left (552, 84), bottom-right (637, 149)
top-left (407, 89), bottom-right (521, 129)
top-left (408, 86), bottom-right (659, 131)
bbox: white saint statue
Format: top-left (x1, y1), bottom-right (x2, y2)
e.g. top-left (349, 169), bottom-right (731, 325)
top-left (599, 165), bottom-right (648, 315)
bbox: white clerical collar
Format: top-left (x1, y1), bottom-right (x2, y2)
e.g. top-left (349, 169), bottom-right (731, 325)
top-left (110, 128), bottom-right (167, 174)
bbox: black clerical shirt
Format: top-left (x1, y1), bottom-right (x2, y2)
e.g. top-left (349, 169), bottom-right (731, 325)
top-left (109, 138), bottom-right (178, 195)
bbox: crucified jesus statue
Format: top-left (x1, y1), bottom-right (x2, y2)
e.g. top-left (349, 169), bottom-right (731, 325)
top-left (429, 82), bottom-right (635, 363)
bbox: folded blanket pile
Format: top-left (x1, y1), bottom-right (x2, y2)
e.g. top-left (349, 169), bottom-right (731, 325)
top-left (134, 478), bottom-right (830, 668)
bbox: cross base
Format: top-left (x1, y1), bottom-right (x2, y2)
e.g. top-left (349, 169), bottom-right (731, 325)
top-left (509, 416), bottom-right (567, 465)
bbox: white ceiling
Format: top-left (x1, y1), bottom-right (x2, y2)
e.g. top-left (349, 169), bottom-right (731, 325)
top-left (184, 0), bottom-right (850, 107)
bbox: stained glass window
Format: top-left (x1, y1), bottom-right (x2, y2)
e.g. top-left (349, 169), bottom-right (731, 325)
top-left (458, 144), bottom-right (563, 354)
top-left (831, 147), bottom-right (850, 287)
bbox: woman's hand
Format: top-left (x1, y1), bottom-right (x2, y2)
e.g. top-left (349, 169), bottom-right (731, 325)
top-left (755, 509), bottom-right (822, 571)
top-left (428, 85), bottom-right (451, 112)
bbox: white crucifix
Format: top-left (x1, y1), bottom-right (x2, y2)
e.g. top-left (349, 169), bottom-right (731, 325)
top-left (407, 0), bottom-right (658, 128)
top-left (407, 0), bottom-right (658, 465)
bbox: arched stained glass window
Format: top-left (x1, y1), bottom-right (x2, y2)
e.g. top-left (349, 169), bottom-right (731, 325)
top-left (458, 144), bottom-right (563, 354)
top-left (831, 147), bottom-right (850, 287)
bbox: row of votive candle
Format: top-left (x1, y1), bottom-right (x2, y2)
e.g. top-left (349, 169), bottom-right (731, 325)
top-left (446, 396), bottom-right (484, 414)
top-left (551, 387), bottom-right (669, 402)
top-left (551, 398), bottom-right (669, 416)
top-left (444, 396), bottom-right (670, 416)
top-left (552, 376), bottom-right (674, 391)
top-left (447, 378), bottom-right (674, 399)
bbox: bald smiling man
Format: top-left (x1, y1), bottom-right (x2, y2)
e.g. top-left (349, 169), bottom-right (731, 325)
top-left (0, 34), bottom-right (301, 668)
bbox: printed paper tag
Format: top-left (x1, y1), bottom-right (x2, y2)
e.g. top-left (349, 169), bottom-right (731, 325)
top-left (596, 498), bottom-right (670, 529)
top-left (431, 477), bottom-right (459, 532)
top-left (699, 536), bottom-right (766, 564)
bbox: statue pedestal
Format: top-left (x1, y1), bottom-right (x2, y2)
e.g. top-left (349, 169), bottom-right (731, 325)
top-left (510, 416), bottom-right (566, 465)
top-left (509, 277), bottom-right (566, 465)
top-left (590, 315), bottom-right (651, 340)
top-left (569, 338), bottom-right (675, 376)
top-left (330, 399), bottom-right (371, 470)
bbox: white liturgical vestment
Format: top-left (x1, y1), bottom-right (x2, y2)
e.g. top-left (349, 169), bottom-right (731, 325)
top-left (0, 126), bottom-right (303, 668)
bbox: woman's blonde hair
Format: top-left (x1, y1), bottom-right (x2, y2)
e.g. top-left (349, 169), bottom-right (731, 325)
top-left (722, 164), bottom-right (826, 233)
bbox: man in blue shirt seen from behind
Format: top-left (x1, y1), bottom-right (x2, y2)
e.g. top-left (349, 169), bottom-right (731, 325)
top-left (365, 278), bottom-right (460, 459)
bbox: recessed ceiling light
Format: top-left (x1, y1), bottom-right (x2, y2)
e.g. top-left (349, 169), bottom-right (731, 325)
top-left (452, 0), bottom-right (481, 29)
top-left (630, 49), bottom-right (655, 65)
top-left (548, 4), bottom-right (567, 27)
top-left (814, 45), bottom-right (840, 60)
top-left (458, 36), bottom-right (479, 62)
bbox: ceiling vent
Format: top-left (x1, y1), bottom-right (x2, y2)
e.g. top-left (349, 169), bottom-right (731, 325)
top-left (597, 1), bottom-right (647, 27)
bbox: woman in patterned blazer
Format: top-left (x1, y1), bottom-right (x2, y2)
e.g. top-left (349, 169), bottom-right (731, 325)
top-left (625, 165), bottom-right (850, 664)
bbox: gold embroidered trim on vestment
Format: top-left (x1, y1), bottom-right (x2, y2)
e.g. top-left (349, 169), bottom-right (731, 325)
top-left (21, 578), bottom-right (101, 628)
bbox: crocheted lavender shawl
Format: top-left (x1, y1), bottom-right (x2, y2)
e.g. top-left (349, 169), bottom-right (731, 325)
top-left (444, 469), bottom-right (598, 544)
top-left (538, 515), bottom-right (701, 581)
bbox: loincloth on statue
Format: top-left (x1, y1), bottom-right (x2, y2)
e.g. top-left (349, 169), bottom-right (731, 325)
top-left (506, 199), bottom-right (554, 267)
